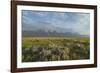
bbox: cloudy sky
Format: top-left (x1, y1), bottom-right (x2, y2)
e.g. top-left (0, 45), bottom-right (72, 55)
top-left (22, 10), bottom-right (90, 35)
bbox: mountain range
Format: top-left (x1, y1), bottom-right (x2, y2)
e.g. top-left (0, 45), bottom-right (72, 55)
top-left (22, 22), bottom-right (88, 37)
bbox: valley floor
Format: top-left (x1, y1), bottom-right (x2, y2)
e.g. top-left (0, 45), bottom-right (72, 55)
top-left (22, 37), bottom-right (90, 62)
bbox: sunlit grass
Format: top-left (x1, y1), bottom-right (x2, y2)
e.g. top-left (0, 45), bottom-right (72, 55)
top-left (22, 37), bottom-right (90, 62)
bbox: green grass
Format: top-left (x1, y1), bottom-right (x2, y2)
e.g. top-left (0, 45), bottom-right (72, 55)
top-left (22, 37), bottom-right (90, 62)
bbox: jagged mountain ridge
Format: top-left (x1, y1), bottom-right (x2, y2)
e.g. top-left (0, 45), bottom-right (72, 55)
top-left (22, 22), bottom-right (87, 37)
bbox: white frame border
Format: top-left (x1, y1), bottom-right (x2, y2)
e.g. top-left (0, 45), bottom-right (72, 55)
top-left (17, 5), bottom-right (94, 68)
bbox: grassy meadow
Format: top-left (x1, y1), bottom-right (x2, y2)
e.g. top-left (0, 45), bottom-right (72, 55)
top-left (22, 37), bottom-right (90, 62)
